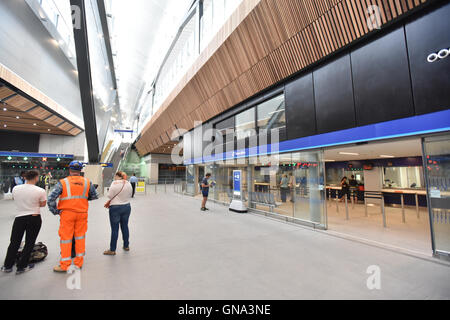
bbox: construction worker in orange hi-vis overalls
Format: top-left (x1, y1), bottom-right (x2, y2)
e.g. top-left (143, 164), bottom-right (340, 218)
top-left (48, 161), bottom-right (98, 273)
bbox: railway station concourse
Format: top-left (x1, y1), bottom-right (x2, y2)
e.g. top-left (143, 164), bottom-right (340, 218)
top-left (0, 0), bottom-right (449, 302)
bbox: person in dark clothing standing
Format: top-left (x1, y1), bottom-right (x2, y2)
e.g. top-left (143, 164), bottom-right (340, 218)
top-left (349, 175), bottom-right (358, 201)
top-left (1, 171), bottom-right (46, 275)
top-left (201, 173), bottom-right (212, 212)
top-left (129, 174), bottom-right (138, 198)
top-left (339, 177), bottom-right (350, 202)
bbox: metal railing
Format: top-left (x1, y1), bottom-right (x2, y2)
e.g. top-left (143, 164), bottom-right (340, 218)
top-left (134, 180), bottom-right (188, 196)
top-left (326, 188), bottom-right (427, 228)
top-left (364, 191), bottom-right (387, 228)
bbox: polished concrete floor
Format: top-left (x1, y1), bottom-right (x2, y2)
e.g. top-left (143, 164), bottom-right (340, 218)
top-left (0, 191), bottom-right (449, 300)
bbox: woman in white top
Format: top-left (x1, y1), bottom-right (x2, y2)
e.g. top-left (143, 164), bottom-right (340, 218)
top-left (104, 171), bottom-right (133, 256)
top-left (1, 171), bottom-right (47, 274)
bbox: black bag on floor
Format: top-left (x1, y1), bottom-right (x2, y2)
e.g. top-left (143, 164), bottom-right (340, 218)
top-left (15, 242), bottom-right (48, 264)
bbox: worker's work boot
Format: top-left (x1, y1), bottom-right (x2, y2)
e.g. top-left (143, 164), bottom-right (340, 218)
top-left (53, 266), bottom-right (67, 273)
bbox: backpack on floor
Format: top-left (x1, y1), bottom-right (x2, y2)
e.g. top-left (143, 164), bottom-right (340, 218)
top-left (15, 242), bottom-right (48, 264)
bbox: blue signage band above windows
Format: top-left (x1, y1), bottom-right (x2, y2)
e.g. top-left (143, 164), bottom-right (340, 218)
top-left (184, 109), bottom-right (450, 165)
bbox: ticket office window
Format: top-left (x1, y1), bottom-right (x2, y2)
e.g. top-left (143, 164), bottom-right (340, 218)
top-left (383, 166), bottom-right (424, 189)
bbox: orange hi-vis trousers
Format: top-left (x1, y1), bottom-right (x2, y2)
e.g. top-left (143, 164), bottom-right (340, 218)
top-left (59, 211), bottom-right (88, 270)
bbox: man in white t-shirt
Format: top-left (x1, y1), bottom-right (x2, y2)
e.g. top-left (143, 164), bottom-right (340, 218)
top-left (1, 171), bottom-right (47, 275)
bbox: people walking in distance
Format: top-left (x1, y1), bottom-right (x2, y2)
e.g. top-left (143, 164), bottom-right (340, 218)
top-left (129, 173), bottom-right (138, 198)
top-left (1, 171), bottom-right (46, 275)
top-left (48, 161), bottom-right (99, 273)
top-left (200, 173), bottom-right (212, 212)
top-left (104, 171), bottom-right (133, 256)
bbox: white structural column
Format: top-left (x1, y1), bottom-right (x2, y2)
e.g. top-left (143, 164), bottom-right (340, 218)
top-left (84, 165), bottom-right (104, 196)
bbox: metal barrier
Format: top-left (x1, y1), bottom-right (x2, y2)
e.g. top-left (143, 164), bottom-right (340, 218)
top-left (335, 192), bottom-right (339, 213)
top-left (345, 196), bottom-right (349, 220)
top-left (326, 188), bottom-right (428, 228)
top-left (389, 192), bottom-right (423, 223)
top-left (364, 191), bottom-right (387, 228)
top-left (415, 193), bottom-right (420, 219)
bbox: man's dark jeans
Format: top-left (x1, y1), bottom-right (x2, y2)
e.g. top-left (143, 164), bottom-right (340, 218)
top-left (109, 204), bottom-right (131, 252)
top-left (3, 215), bottom-right (42, 269)
top-left (130, 182), bottom-right (136, 198)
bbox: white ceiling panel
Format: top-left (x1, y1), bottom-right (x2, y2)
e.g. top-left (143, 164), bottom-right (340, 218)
top-left (108, 0), bottom-right (193, 126)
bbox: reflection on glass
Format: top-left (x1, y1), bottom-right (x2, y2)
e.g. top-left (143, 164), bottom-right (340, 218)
top-left (235, 108), bottom-right (255, 140)
top-left (215, 117), bottom-right (234, 144)
top-left (423, 135), bottom-right (450, 255)
top-left (209, 159), bottom-right (248, 205)
top-left (326, 168), bottom-right (342, 186)
top-left (40, 0), bottom-right (76, 58)
top-left (200, 0), bottom-right (242, 51)
top-left (154, 14), bottom-right (198, 109)
top-left (257, 94), bottom-right (286, 131)
top-left (248, 154), bottom-right (293, 217)
top-left (186, 165), bottom-right (196, 195)
top-left (41, 0), bottom-right (60, 26)
top-left (292, 151), bottom-right (326, 226)
top-left (192, 151), bottom-right (326, 227)
top-left (383, 167), bottom-right (424, 189)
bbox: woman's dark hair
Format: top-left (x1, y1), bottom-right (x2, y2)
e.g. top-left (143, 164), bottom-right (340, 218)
top-left (206, 173), bottom-right (212, 177)
top-left (24, 171), bottom-right (39, 181)
top-left (341, 177), bottom-right (348, 182)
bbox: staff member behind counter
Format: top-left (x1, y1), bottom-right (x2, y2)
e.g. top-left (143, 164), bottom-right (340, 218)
top-left (349, 175), bottom-right (358, 201)
top-left (339, 177), bottom-right (350, 202)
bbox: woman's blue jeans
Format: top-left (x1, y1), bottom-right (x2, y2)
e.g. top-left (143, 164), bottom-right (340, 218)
top-left (109, 204), bottom-right (131, 252)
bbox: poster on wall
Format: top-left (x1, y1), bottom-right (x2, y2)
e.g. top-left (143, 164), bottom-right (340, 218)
top-left (136, 181), bottom-right (146, 194)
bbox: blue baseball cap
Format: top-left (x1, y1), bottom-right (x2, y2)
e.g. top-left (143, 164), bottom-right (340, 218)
top-left (69, 161), bottom-right (84, 171)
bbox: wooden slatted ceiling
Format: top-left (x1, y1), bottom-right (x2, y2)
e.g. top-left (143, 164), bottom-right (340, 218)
top-left (28, 106), bottom-right (52, 120)
top-left (58, 122), bottom-right (75, 132)
top-left (135, 0), bottom-right (430, 155)
top-left (0, 85), bottom-right (81, 136)
top-left (0, 104), bottom-right (67, 135)
top-left (68, 127), bottom-right (82, 136)
top-left (44, 115), bottom-right (64, 127)
top-left (0, 86), bottom-right (15, 100)
top-left (0, 64), bottom-right (84, 130)
top-left (5, 95), bottom-right (36, 112)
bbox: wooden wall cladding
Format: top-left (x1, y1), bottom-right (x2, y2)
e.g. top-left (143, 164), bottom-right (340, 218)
top-left (136, 0), bottom-right (430, 155)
